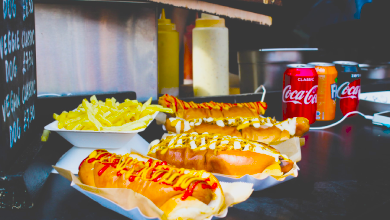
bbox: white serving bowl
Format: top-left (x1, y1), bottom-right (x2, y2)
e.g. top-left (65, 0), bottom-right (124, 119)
top-left (45, 111), bottom-right (158, 149)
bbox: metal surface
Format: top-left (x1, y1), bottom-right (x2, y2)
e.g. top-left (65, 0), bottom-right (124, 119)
top-left (360, 99), bottom-right (390, 113)
top-left (237, 49), bottom-right (318, 93)
top-left (359, 64), bottom-right (390, 80)
top-left (286, 64), bottom-right (315, 68)
top-left (35, 2), bottom-right (157, 101)
top-left (260, 48), bottom-right (318, 51)
top-left (308, 62), bottom-right (335, 67)
top-left (333, 61), bottom-right (359, 65)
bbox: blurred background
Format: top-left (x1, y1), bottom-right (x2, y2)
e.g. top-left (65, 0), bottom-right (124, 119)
top-left (160, 0), bottom-right (390, 95)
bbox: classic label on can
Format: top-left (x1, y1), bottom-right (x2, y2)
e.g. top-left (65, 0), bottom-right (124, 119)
top-left (283, 65), bottom-right (318, 124)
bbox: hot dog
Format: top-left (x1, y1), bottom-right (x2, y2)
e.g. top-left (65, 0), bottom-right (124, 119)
top-left (148, 133), bottom-right (295, 176)
top-left (164, 116), bottom-right (309, 145)
top-left (78, 150), bottom-right (225, 220)
top-left (158, 94), bottom-right (268, 118)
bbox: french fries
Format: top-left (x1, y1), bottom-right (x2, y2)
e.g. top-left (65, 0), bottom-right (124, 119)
top-left (53, 96), bottom-right (173, 131)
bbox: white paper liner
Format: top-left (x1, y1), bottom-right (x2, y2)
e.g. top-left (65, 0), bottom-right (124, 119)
top-left (156, 112), bottom-right (167, 125)
top-left (53, 166), bottom-right (253, 220)
top-left (212, 137), bottom-right (302, 191)
top-left (212, 163), bottom-right (299, 191)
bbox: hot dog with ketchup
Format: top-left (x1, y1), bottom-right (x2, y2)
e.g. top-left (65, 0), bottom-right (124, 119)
top-left (159, 94), bottom-right (268, 118)
top-left (148, 133), bottom-right (295, 176)
top-left (78, 150), bottom-right (225, 220)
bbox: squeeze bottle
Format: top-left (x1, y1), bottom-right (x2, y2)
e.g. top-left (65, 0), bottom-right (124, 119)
top-left (158, 9), bottom-right (179, 96)
top-left (193, 13), bottom-right (229, 97)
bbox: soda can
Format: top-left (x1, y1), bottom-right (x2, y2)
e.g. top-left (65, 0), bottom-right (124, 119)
top-left (283, 64), bottom-right (318, 124)
top-left (308, 62), bottom-right (338, 121)
top-left (333, 61), bottom-right (361, 117)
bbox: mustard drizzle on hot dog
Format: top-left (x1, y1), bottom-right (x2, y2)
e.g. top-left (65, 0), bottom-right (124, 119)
top-left (80, 150), bottom-right (217, 199)
top-left (149, 133), bottom-right (289, 162)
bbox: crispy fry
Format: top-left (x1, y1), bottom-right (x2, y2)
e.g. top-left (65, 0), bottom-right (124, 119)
top-left (139, 109), bottom-right (156, 118)
top-left (90, 95), bottom-right (98, 104)
top-left (146, 105), bottom-right (174, 114)
top-left (58, 111), bottom-right (68, 129)
top-left (41, 130), bottom-right (51, 142)
top-left (53, 96), bottom-right (169, 131)
top-left (53, 113), bottom-right (60, 120)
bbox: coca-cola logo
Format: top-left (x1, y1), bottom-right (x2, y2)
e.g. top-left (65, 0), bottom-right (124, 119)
top-left (337, 81), bottom-right (360, 99)
top-left (283, 85), bottom-right (318, 105)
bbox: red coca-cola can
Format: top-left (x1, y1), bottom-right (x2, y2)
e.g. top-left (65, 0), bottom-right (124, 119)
top-left (333, 61), bottom-right (361, 117)
top-left (283, 64), bottom-right (318, 124)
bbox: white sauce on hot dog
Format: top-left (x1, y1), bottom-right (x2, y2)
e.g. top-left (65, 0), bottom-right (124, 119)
top-left (275, 117), bottom-right (297, 136)
top-left (168, 116), bottom-right (297, 136)
top-left (175, 121), bottom-right (181, 134)
top-left (190, 140), bottom-right (197, 149)
top-left (233, 141), bottom-right (241, 150)
top-left (149, 132), bottom-right (283, 162)
top-left (183, 120), bottom-right (191, 132)
top-left (216, 120), bottom-right (225, 127)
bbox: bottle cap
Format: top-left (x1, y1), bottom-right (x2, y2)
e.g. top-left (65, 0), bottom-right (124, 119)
top-left (195, 13), bottom-right (225, 28)
top-left (158, 9), bottom-right (176, 31)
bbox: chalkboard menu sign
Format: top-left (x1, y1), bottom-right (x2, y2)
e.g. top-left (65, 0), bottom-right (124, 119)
top-left (0, 0), bottom-right (36, 172)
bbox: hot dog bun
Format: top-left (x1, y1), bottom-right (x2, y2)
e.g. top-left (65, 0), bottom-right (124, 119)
top-left (78, 150), bottom-right (225, 219)
top-left (158, 94), bottom-right (267, 119)
top-left (164, 117), bottom-right (309, 145)
top-left (148, 133), bottom-right (295, 176)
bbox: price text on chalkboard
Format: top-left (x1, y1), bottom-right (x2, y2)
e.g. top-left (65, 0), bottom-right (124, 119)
top-left (1, 0), bottom-right (36, 172)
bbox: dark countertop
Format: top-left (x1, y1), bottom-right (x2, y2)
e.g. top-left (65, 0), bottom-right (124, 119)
top-left (1, 89), bottom-right (390, 220)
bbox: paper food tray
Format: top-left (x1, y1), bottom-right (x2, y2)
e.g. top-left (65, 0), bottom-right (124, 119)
top-left (52, 134), bottom-right (151, 174)
top-left (212, 137), bottom-right (302, 191)
top-left (54, 166), bottom-right (254, 220)
top-left (140, 137), bottom-right (303, 191)
top-left (212, 164), bottom-right (298, 191)
top-left (45, 111), bottom-right (158, 149)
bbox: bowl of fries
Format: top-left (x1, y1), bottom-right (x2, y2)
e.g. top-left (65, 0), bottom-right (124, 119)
top-left (44, 95), bottom-right (172, 149)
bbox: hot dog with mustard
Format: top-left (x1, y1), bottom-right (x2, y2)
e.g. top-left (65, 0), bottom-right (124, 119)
top-left (78, 150), bottom-right (225, 220)
top-left (148, 133), bottom-right (295, 176)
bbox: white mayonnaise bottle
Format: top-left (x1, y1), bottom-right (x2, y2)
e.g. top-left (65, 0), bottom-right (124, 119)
top-left (193, 13), bottom-right (229, 97)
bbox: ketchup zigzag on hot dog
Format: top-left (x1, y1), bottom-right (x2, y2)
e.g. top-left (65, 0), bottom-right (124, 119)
top-left (78, 150), bottom-right (225, 220)
top-left (148, 133), bottom-right (295, 176)
top-left (158, 94), bottom-right (268, 118)
top-left (164, 116), bottom-right (309, 145)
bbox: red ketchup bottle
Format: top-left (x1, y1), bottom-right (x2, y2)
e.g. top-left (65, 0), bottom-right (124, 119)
top-left (282, 64), bottom-right (318, 124)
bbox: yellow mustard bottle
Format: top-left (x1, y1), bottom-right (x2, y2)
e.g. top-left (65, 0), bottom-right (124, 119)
top-left (158, 9), bottom-right (179, 97)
